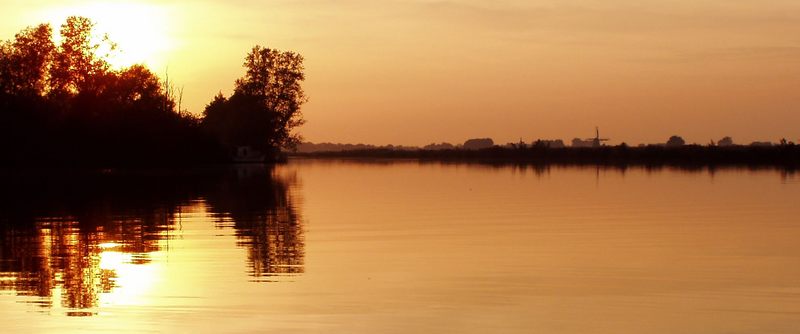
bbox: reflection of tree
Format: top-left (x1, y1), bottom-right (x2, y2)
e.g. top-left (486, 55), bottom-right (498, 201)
top-left (0, 172), bottom-right (192, 313)
top-left (41, 221), bottom-right (114, 310)
top-left (0, 201), bottom-right (176, 312)
top-left (0, 225), bottom-right (53, 306)
top-left (205, 165), bottom-right (304, 278)
top-left (0, 166), bottom-right (304, 314)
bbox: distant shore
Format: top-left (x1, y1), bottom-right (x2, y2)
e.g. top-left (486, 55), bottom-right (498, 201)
top-left (289, 145), bottom-right (800, 168)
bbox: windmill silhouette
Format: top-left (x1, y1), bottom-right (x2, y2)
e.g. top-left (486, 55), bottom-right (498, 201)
top-left (584, 126), bottom-right (609, 148)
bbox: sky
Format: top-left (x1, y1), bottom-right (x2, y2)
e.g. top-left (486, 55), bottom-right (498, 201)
top-left (2, 0), bottom-right (800, 146)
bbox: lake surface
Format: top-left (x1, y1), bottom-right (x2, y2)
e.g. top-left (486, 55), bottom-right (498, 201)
top-left (1, 159), bottom-right (799, 333)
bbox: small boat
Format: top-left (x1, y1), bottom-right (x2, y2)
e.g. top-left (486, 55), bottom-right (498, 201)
top-left (233, 146), bottom-right (265, 163)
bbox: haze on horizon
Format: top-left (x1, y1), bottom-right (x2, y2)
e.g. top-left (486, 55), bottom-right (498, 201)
top-left (2, 0), bottom-right (799, 146)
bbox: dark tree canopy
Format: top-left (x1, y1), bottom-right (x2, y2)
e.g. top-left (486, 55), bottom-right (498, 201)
top-left (49, 16), bottom-right (114, 96)
top-left (2, 18), bottom-right (307, 166)
top-left (0, 24), bottom-right (54, 97)
top-left (666, 135), bottom-right (686, 147)
top-left (203, 46), bottom-right (307, 154)
top-left (0, 17), bottom-right (223, 166)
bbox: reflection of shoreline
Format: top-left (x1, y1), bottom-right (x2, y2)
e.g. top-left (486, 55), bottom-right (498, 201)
top-left (289, 156), bottom-right (799, 179)
top-left (0, 166), bottom-right (304, 315)
top-left (290, 145), bottom-right (800, 168)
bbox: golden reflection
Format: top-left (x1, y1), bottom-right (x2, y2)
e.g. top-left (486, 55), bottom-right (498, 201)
top-left (0, 166), bottom-right (304, 315)
top-left (206, 165), bottom-right (305, 278)
top-left (0, 219), bottom-right (163, 314)
top-left (97, 249), bottom-right (159, 307)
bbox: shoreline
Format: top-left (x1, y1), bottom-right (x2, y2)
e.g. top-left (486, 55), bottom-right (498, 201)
top-left (288, 145), bottom-right (800, 169)
top-left (2, 145), bottom-right (799, 170)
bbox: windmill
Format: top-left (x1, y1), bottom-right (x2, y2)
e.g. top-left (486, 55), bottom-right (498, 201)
top-left (584, 126), bottom-right (610, 148)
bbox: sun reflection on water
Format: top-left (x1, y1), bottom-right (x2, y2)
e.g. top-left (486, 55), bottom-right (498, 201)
top-left (0, 166), bottom-right (304, 317)
top-left (97, 249), bottom-right (160, 308)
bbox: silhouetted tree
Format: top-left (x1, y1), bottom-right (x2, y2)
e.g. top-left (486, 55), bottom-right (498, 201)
top-left (717, 136), bottom-right (734, 147)
top-left (49, 16), bottom-right (114, 96)
top-left (463, 138), bottom-right (494, 150)
top-left (202, 46), bottom-right (306, 158)
top-left (0, 24), bottom-right (54, 97)
top-left (666, 135), bottom-right (685, 147)
top-left (1, 17), bottom-right (224, 166)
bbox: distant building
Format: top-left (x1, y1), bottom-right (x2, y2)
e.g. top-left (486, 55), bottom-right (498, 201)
top-left (463, 138), bottom-right (494, 150)
top-left (572, 127), bottom-right (609, 148)
top-left (750, 141), bottom-right (773, 147)
top-left (666, 135), bottom-right (685, 147)
top-left (571, 138), bottom-right (594, 148)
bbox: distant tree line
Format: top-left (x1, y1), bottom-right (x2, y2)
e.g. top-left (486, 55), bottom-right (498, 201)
top-left (294, 135), bottom-right (800, 168)
top-left (0, 17), bottom-right (305, 167)
top-left (295, 142), bottom-right (419, 153)
top-left (297, 135), bottom-right (797, 154)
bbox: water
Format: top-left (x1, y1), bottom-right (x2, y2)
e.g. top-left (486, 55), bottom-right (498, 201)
top-left (1, 160), bottom-right (799, 333)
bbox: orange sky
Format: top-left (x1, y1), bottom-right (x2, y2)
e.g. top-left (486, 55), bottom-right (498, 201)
top-left (2, 0), bottom-right (799, 146)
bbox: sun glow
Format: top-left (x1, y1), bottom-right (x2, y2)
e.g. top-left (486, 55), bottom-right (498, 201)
top-left (42, 2), bottom-right (175, 70)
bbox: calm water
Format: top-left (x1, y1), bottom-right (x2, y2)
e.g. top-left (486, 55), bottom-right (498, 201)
top-left (1, 160), bottom-right (799, 333)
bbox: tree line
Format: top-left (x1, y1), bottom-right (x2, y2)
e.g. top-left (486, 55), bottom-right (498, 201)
top-left (0, 17), bottom-right (305, 166)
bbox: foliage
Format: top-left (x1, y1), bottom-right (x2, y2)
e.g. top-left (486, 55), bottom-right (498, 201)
top-left (2, 17), bottom-right (308, 166)
top-left (0, 24), bottom-right (54, 96)
top-left (0, 17), bottom-right (224, 166)
top-left (666, 135), bottom-right (686, 147)
top-left (48, 17), bottom-right (115, 96)
top-left (202, 46), bottom-right (306, 155)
